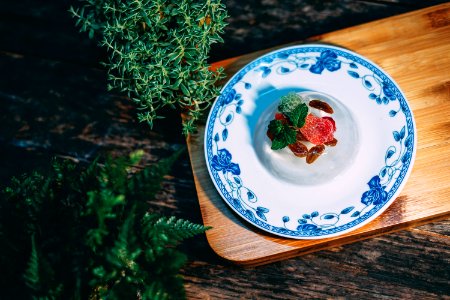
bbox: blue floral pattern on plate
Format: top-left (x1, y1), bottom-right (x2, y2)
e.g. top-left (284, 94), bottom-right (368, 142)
top-left (211, 149), bottom-right (241, 175)
top-left (204, 45), bottom-right (416, 238)
top-left (309, 50), bottom-right (342, 74)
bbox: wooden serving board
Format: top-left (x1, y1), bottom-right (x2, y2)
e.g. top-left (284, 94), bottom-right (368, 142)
top-left (187, 4), bottom-right (450, 266)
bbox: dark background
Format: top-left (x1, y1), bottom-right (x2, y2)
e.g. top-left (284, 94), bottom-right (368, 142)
top-left (1, 1), bottom-right (449, 298)
top-left (2, 0), bottom-right (448, 63)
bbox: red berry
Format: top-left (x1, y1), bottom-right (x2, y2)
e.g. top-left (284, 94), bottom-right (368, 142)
top-left (275, 113), bottom-right (284, 120)
top-left (300, 114), bottom-right (335, 145)
top-left (322, 116), bottom-right (336, 131)
top-left (275, 112), bottom-right (289, 123)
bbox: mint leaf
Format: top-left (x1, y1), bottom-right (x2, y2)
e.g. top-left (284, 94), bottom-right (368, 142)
top-left (282, 126), bottom-right (297, 144)
top-left (278, 92), bottom-right (304, 115)
top-left (268, 119), bottom-right (283, 136)
top-left (289, 103), bottom-right (309, 128)
top-left (270, 123), bottom-right (296, 150)
top-left (271, 138), bottom-right (287, 150)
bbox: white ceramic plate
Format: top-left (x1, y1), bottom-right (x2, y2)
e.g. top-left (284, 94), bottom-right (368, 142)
top-left (204, 44), bottom-right (416, 239)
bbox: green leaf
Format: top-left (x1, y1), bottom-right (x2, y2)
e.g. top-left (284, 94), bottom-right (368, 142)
top-left (270, 123), bottom-right (296, 150)
top-left (129, 149), bottom-right (145, 165)
top-left (268, 119), bottom-right (283, 136)
top-left (271, 138), bottom-right (287, 150)
top-left (23, 235), bottom-right (40, 291)
top-left (289, 103), bottom-right (309, 128)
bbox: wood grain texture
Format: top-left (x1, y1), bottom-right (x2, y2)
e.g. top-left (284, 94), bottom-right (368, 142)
top-left (181, 225), bottom-right (450, 299)
top-left (181, 224), bottom-right (450, 299)
top-left (187, 3), bottom-right (450, 266)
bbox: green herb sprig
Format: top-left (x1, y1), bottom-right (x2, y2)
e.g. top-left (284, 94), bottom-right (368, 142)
top-left (268, 93), bottom-right (309, 150)
top-left (0, 149), bottom-right (209, 299)
top-left (70, 0), bottom-right (228, 134)
top-left (268, 119), bottom-right (296, 150)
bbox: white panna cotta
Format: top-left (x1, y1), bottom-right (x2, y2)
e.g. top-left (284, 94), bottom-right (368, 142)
top-left (253, 91), bottom-right (360, 185)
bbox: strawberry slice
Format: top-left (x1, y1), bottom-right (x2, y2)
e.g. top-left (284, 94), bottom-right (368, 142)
top-left (299, 114), bottom-right (335, 145)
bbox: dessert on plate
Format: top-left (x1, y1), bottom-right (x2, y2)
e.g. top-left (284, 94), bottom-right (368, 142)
top-left (266, 92), bottom-right (338, 164)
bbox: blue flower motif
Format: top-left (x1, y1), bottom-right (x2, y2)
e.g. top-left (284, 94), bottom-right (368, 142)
top-left (221, 88), bottom-right (236, 105)
top-left (309, 50), bottom-right (341, 74)
top-left (296, 223), bottom-right (320, 233)
top-left (211, 149), bottom-right (241, 175)
top-left (361, 176), bottom-right (388, 206)
top-left (382, 82), bottom-right (396, 101)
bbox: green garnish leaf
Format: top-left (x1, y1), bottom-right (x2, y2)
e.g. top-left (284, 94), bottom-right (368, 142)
top-left (271, 138), bottom-right (288, 150)
top-left (268, 119), bottom-right (283, 136)
top-left (289, 103), bottom-right (309, 128)
top-left (268, 119), bottom-right (297, 150)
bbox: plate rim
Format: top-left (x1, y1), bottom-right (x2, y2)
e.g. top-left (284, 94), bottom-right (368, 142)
top-left (204, 43), bottom-right (417, 239)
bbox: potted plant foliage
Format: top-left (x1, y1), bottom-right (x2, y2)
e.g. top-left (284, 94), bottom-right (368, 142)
top-left (70, 0), bottom-right (228, 134)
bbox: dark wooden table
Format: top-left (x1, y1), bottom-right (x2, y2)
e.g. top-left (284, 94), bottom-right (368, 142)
top-left (1, 1), bottom-right (449, 298)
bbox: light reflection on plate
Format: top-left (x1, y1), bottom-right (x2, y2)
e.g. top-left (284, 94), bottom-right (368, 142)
top-left (204, 44), bottom-right (416, 239)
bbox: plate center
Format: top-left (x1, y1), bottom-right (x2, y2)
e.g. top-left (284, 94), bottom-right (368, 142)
top-left (253, 90), bottom-right (360, 185)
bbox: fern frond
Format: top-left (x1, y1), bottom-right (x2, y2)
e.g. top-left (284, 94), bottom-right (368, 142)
top-left (108, 206), bottom-right (141, 274)
top-left (127, 147), bottom-right (185, 203)
top-left (23, 235), bottom-right (40, 291)
top-left (142, 214), bottom-right (210, 246)
top-left (79, 156), bottom-right (100, 187)
top-left (0, 148), bottom-right (203, 299)
top-left (156, 216), bottom-right (211, 240)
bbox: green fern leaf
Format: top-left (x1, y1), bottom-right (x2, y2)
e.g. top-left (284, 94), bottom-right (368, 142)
top-left (142, 214), bottom-right (210, 249)
top-left (0, 147), bottom-right (205, 299)
top-left (23, 235), bottom-right (40, 291)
